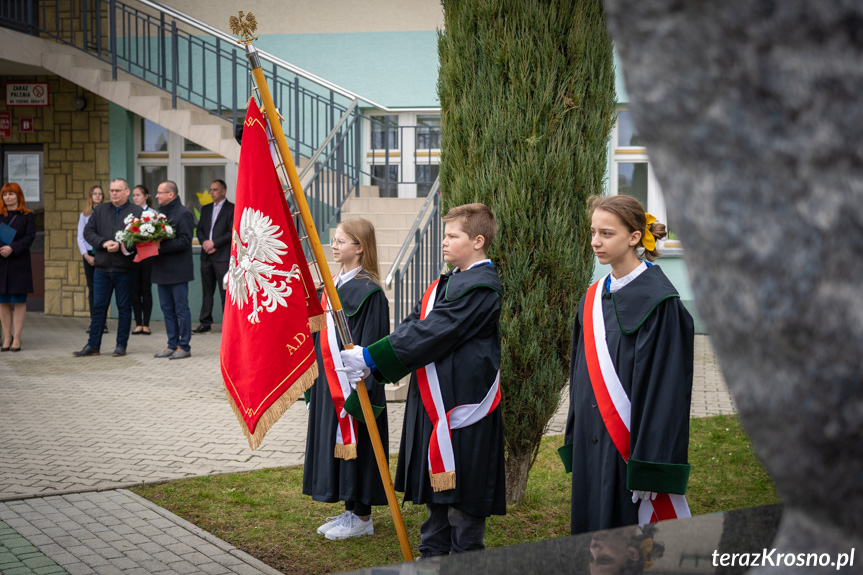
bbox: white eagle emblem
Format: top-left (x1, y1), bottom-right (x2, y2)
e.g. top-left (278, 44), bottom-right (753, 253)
top-left (228, 207), bottom-right (302, 324)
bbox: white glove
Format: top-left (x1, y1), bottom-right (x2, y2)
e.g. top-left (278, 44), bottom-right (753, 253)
top-left (631, 490), bottom-right (658, 503)
top-left (339, 346), bottom-right (368, 371)
top-left (335, 366), bottom-right (370, 389)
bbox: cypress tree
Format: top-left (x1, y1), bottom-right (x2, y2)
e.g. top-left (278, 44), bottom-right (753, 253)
top-left (438, 0), bottom-right (616, 503)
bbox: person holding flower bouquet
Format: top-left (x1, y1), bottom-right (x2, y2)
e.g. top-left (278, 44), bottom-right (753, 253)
top-left (73, 178), bottom-right (143, 358)
top-left (118, 202), bottom-right (177, 261)
top-left (150, 180), bottom-right (195, 360)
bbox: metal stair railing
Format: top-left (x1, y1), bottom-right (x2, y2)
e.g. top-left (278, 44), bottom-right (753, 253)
top-left (0, 0), bottom-right (443, 242)
top-left (300, 103), bottom-right (363, 247)
top-left (385, 177), bottom-right (444, 327)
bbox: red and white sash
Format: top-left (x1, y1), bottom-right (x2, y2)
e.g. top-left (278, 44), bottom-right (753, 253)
top-left (416, 279), bottom-right (501, 492)
top-left (583, 277), bottom-right (690, 524)
top-left (320, 287), bottom-right (359, 460)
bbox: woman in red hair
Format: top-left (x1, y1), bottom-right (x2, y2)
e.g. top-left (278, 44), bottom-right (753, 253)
top-left (0, 182), bottom-right (36, 351)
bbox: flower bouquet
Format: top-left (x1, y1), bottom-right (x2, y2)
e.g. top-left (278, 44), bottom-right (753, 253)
top-left (117, 209), bottom-right (176, 262)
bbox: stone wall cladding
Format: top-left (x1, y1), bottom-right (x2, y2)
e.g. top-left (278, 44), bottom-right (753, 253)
top-left (1, 74), bottom-right (110, 317)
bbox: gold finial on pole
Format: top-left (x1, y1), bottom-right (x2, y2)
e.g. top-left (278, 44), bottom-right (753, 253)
top-left (229, 11), bottom-right (258, 45)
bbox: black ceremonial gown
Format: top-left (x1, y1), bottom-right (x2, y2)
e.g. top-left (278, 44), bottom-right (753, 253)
top-left (302, 274), bottom-right (390, 507)
top-left (563, 265), bottom-right (694, 535)
top-left (367, 264), bottom-right (506, 518)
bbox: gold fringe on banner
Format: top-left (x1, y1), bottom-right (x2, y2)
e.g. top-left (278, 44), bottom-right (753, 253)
top-left (308, 313), bottom-right (325, 333)
top-left (226, 362), bottom-right (319, 451)
top-left (430, 470), bottom-right (456, 492)
top-left (334, 443), bottom-right (358, 460)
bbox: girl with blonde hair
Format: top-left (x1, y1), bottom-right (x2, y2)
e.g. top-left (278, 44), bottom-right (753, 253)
top-left (303, 217), bottom-right (390, 540)
top-left (77, 184), bottom-right (106, 334)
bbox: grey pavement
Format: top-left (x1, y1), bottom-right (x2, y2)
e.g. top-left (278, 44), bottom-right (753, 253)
top-left (0, 313), bottom-right (734, 574)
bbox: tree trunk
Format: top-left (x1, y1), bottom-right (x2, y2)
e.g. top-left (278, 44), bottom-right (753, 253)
top-left (505, 448), bottom-right (534, 505)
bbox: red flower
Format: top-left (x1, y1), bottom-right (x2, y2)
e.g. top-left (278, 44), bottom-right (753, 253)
top-left (130, 226), bottom-right (140, 233)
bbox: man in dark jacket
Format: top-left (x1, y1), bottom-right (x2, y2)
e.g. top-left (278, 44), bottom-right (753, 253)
top-left (74, 178), bottom-right (142, 357)
top-left (151, 180), bottom-right (195, 360)
top-left (193, 179), bottom-right (234, 334)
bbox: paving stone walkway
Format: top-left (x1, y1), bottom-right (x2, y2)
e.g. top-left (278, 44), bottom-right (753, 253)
top-left (0, 313), bottom-right (734, 574)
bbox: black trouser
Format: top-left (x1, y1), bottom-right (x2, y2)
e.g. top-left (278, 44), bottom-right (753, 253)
top-left (199, 257), bottom-right (228, 326)
top-left (419, 503), bottom-right (486, 557)
top-left (83, 256), bottom-right (108, 330)
top-left (131, 259), bottom-right (153, 327)
top-left (345, 501), bottom-right (372, 517)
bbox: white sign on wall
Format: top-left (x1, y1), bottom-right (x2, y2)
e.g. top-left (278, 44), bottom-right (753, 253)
top-left (5, 83), bottom-right (50, 107)
top-left (6, 152), bottom-right (43, 203)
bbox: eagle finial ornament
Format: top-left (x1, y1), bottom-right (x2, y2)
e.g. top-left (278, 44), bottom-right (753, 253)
top-left (229, 11), bottom-right (258, 45)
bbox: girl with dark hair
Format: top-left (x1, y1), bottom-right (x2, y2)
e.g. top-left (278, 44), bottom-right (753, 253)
top-left (563, 195), bottom-right (695, 534)
top-left (303, 217), bottom-right (390, 541)
top-left (130, 185), bottom-right (153, 335)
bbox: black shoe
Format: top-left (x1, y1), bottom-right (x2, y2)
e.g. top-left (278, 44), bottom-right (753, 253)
top-left (73, 345), bottom-right (100, 357)
top-left (192, 324), bottom-right (212, 334)
top-left (112, 346), bottom-right (126, 357)
top-left (103, 325), bottom-right (109, 333)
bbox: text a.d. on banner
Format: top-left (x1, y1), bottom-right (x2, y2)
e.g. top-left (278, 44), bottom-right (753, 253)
top-left (220, 100), bottom-right (324, 450)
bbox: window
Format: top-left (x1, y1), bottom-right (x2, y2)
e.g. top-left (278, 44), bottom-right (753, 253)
top-left (370, 164), bottom-right (399, 198)
top-left (611, 109), bottom-right (674, 242)
top-left (184, 165), bottom-right (226, 218)
top-left (364, 112), bottom-right (441, 198)
top-left (416, 164), bottom-right (439, 197)
top-left (140, 166), bottom-right (167, 198)
top-left (415, 116), bottom-right (441, 150)
top-left (370, 115), bottom-right (399, 150)
top-left (135, 118), bottom-right (236, 226)
top-left (142, 122), bottom-right (169, 152)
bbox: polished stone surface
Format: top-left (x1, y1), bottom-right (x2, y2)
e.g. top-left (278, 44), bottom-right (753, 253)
top-left (338, 505), bottom-right (789, 574)
top-left (601, 0), bottom-right (863, 568)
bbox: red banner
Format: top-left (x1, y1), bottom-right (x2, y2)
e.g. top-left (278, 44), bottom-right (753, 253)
top-left (221, 101), bottom-right (324, 450)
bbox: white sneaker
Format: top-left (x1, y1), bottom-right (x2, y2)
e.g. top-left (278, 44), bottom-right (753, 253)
top-left (325, 513), bottom-right (374, 540)
top-left (316, 511), bottom-right (350, 535)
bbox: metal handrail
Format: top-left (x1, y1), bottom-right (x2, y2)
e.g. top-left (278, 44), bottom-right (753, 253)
top-left (137, 0), bottom-right (438, 114)
top-left (298, 99), bottom-right (359, 182)
top-left (390, 191), bottom-right (444, 326)
top-left (385, 175), bottom-right (441, 287)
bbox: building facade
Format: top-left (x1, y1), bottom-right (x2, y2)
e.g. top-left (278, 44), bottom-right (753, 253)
top-left (0, 0), bottom-right (697, 328)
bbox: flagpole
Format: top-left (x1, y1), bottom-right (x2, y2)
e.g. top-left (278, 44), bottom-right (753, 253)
top-left (231, 14), bottom-right (413, 563)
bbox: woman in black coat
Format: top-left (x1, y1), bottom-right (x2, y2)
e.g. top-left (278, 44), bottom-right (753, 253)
top-left (0, 182), bottom-right (37, 352)
top-left (130, 185), bottom-right (154, 335)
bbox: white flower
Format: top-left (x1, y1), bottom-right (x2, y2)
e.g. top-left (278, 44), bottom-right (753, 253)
top-left (142, 209), bottom-right (158, 219)
top-left (114, 231), bottom-right (124, 242)
top-left (124, 214), bottom-right (134, 224)
top-left (140, 223), bottom-right (155, 235)
top-left (158, 213), bottom-right (168, 220)
top-left (163, 225), bottom-right (174, 235)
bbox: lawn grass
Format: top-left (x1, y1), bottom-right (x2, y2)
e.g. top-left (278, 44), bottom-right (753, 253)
top-left (132, 414), bottom-right (779, 575)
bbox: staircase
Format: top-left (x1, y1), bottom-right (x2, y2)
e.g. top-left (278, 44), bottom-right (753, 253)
top-left (321, 192), bottom-right (431, 400)
top-left (0, 26), bottom-right (241, 162)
